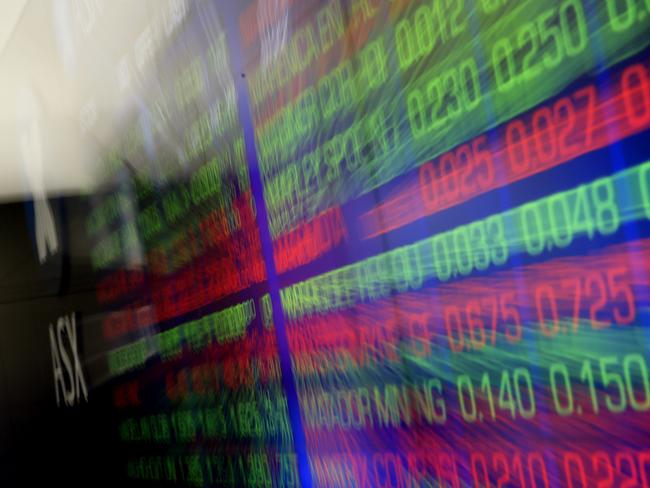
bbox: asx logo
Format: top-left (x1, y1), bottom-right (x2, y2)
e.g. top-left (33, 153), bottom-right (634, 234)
top-left (49, 313), bottom-right (88, 407)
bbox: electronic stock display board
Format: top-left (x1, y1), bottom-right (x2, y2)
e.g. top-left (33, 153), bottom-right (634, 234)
top-left (2, 0), bottom-right (650, 486)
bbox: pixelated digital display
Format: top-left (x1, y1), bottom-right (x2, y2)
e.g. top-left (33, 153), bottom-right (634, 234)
top-left (1, 1), bottom-right (650, 487)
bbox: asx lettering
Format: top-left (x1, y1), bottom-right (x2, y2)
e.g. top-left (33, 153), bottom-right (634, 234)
top-left (49, 313), bottom-right (88, 407)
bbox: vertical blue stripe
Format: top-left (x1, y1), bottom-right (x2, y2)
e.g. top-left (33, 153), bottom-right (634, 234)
top-left (221, 2), bottom-right (313, 486)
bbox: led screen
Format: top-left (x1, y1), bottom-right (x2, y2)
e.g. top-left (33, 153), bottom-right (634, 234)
top-left (1, 1), bottom-right (650, 487)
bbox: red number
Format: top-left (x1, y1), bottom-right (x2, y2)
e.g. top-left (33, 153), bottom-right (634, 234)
top-left (456, 144), bottom-right (476, 196)
top-left (586, 272), bottom-right (610, 328)
top-left (528, 452), bottom-right (549, 488)
top-left (437, 452), bottom-right (460, 488)
top-left (166, 369), bottom-right (188, 401)
top-left (616, 452), bottom-right (640, 488)
top-left (500, 292), bottom-right (522, 343)
top-left (420, 160), bottom-right (439, 210)
top-left (223, 358), bottom-right (238, 389)
top-left (493, 452), bottom-right (511, 488)
top-left (472, 134), bottom-right (495, 189)
top-left (512, 452), bottom-right (526, 487)
top-left (467, 300), bottom-right (487, 349)
top-left (622, 64), bottom-right (650, 128)
top-left (444, 305), bottom-right (465, 352)
top-left (532, 106), bottom-right (557, 162)
top-left (561, 278), bottom-right (582, 332)
top-left (554, 97), bottom-right (580, 157)
top-left (484, 295), bottom-right (499, 345)
top-left (564, 452), bottom-right (588, 488)
top-left (441, 153), bottom-right (460, 202)
top-left (471, 452), bottom-right (490, 488)
top-left (407, 315), bottom-right (431, 357)
top-left (591, 452), bottom-right (614, 488)
top-left (575, 85), bottom-right (597, 148)
top-left (189, 366), bottom-right (203, 396)
top-left (506, 119), bottom-right (531, 174)
top-left (536, 284), bottom-right (560, 336)
top-left (606, 267), bottom-right (636, 324)
top-left (640, 451), bottom-right (650, 488)
top-left (113, 385), bottom-right (127, 408)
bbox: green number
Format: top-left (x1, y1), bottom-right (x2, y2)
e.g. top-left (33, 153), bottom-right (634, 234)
top-left (480, 372), bottom-right (496, 420)
top-left (550, 362), bottom-right (574, 415)
top-left (165, 457), bottom-right (177, 482)
top-left (469, 220), bottom-right (491, 270)
top-left (458, 375), bottom-right (478, 422)
top-left (487, 215), bottom-right (509, 265)
top-left (560, 0), bottom-right (588, 57)
top-left (590, 177), bottom-right (620, 235)
top-left (517, 23), bottom-right (542, 81)
top-left (444, 70), bottom-right (463, 119)
top-left (405, 245), bottom-right (425, 290)
top-left (431, 0), bottom-right (449, 42)
top-left (430, 378), bottom-right (447, 423)
top-left (460, 58), bottom-right (482, 110)
top-left (250, 453), bottom-right (271, 486)
top-left (449, 0), bottom-right (467, 36)
top-left (521, 202), bottom-right (546, 255)
top-left (579, 359), bottom-right (599, 414)
top-left (433, 234), bottom-right (453, 281)
top-left (493, 38), bottom-right (516, 91)
top-left (407, 89), bottom-right (428, 138)
top-left (623, 354), bottom-right (650, 411)
top-left (248, 454), bottom-right (264, 485)
top-left (428, 77), bottom-right (445, 129)
top-left (396, 19), bottom-right (415, 70)
top-left (548, 194), bottom-right (573, 248)
top-left (415, 5), bottom-right (436, 56)
top-left (599, 356), bottom-right (627, 413)
top-left (453, 226), bottom-right (473, 275)
top-left (302, 87), bottom-right (319, 132)
top-left (606, 0), bottom-right (637, 32)
top-left (640, 163), bottom-right (650, 220)
top-left (571, 185), bottom-right (596, 239)
top-left (513, 368), bottom-right (536, 419)
top-left (391, 250), bottom-right (410, 293)
top-left (498, 370), bottom-right (516, 418)
top-left (538, 8), bottom-right (563, 69)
